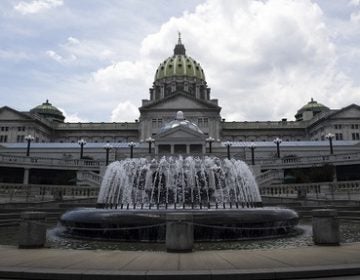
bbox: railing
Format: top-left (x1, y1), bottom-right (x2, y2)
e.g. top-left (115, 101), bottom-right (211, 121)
top-left (1, 152), bottom-right (360, 171)
top-left (0, 183), bottom-right (99, 203)
top-left (261, 180), bottom-right (360, 201)
top-left (77, 171), bottom-right (102, 187)
top-left (257, 152), bottom-right (360, 168)
top-left (0, 153), bottom-right (104, 169)
top-left (256, 170), bottom-right (283, 187)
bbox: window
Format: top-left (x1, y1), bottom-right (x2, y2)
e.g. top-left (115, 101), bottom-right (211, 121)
top-left (17, 135), bottom-right (24, 142)
top-left (0, 135), bottom-right (7, 143)
top-left (1, 126), bottom-right (8, 132)
top-left (351, 124), bottom-right (359, 129)
top-left (334, 124), bottom-right (342, 129)
top-left (352, 133), bottom-right (360, 140)
top-left (152, 118), bottom-right (163, 128)
top-left (17, 126), bottom-right (25, 132)
top-left (335, 133), bottom-right (343, 140)
top-left (198, 118), bottom-right (208, 128)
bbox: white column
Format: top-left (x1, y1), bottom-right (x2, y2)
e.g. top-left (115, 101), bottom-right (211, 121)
top-left (23, 168), bottom-right (30, 185)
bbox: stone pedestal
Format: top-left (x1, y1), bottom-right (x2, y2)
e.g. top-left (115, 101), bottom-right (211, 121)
top-left (18, 212), bottom-right (47, 249)
top-left (312, 209), bottom-right (339, 246)
top-left (166, 213), bottom-right (194, 252)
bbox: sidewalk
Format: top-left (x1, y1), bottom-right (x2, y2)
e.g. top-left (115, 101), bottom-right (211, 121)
top-left (1, 243), bottom-right (360, 279)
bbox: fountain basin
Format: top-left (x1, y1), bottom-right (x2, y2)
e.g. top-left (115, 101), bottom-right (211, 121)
top-left (59, 207), bottom-right (299, 242)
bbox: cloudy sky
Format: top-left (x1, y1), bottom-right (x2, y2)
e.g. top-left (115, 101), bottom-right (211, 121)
top-left (1, 0), bottom-right (360, 122)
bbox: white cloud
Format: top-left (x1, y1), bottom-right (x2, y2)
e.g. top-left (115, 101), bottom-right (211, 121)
top-left (46, 50), bottom-right (63, 62)
top-left (111, 101), bottom-right (139, 122)
top-left (45, 36), bottom-right (118, 66)
top-left (59, 108), bottom-right (88, 123)
top-left (14, 0), bottom-right (63, 15)
top-left (349, 0), bottom-right (360, 6)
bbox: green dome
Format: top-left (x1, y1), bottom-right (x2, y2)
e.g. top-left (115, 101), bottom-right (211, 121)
top-left (154, 36), bottom-right (206, 81)
top-left (30, 100), bottom-right (65, 123)
top-left (295, 98), bottom-right (329, 121)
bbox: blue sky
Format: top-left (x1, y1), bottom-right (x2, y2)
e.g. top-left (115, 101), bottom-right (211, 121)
top-left (1, 0), bottom-right (360, 122)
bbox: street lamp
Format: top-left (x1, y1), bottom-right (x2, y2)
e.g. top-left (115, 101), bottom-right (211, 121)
top-left (206, 136), bottom-right (215, 153)
top-left (325, 133), bottom-right (335, 155)
top-left (104, 143), bottom-right (113, 165)
top-left (224, 141), bottom-right (232, 160)
top-left (25, 134), bottom-right (34, 157)
top-left (128, 142), bottom-right (136, 158)
top-left (248, 143), bottom-right (256, 165)
top-left (146, 137), bottom-right (154, 154)
top-left (78, 139), bottom-right (86, 159)
top-left (273, 137), bottom-right (282, 158)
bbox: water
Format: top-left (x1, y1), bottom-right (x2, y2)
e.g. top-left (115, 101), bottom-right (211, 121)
top-left (97, 157), bottom-right (261, 209)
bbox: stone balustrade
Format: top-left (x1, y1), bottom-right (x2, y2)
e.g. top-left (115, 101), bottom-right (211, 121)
top-left (0, 153), bottom-right (103, 170)
top-left (0, 183), bottom-right (99, 202)
top-left (260, 180), bottom-right (360, 200)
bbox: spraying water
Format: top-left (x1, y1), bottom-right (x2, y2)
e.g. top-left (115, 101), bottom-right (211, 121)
top-left (97, 156), bottom-right (262, 209)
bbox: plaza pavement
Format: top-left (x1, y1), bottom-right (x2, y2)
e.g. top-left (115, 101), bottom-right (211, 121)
top-left (0, 243), bottom-right (360, 279)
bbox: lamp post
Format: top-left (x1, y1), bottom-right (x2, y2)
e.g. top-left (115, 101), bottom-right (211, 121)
top-left (78, 139), bottom-right (86, 159)
top-left (249, 143), bottom-right (256, 165)
top-left (25, 135), bottom-right (34, 157)
top-left (224, 141), bottom-right (232, 160)
top-left (128, 142), bottom-right (136, 158)
top-left (146, 137), bottom-right (154, 154)
top-left (205, 136), bottom-right (215, 153)
top-left (325, 133), bottom-right (334, 155)
top-left (104, 143), bottom-right (113, 166)
top-left (273, 137), bottom-right (282, 158)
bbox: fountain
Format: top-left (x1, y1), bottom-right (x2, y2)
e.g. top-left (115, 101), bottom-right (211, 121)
top-left (59, 156), bottom-right (299, 244)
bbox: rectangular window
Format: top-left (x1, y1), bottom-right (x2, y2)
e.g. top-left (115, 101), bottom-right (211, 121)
top-left (152, 118), bottom-right (163, 128)
top-left (352, 133), bottom-right (360, 140)
top-left (198, 117), bottom-right (209, 128)
top-left (335, 133), bottom-right (343, 140)
top-left (351, 124), bottom-right (359, 129)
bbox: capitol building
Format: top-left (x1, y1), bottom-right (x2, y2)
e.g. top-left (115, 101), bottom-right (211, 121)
top-left (0, 36), bottom-right (360, 161)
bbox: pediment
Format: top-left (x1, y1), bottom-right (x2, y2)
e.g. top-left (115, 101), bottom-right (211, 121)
top-left (140, 93), bottom-right (220, 111)
top-left (329, 105), bottom-right (360, 119)
top-left (155, 125), bottom-right (205, 141)
top-left (0, 106), bottom-right (31, 121)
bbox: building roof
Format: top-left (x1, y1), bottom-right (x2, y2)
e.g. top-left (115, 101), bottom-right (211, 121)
top-left (30, 100), bottom-right (65, 123)
top-left (154, 34), bottom-right (206, 82)
top-left (295, 98), bottom-right (330, 120)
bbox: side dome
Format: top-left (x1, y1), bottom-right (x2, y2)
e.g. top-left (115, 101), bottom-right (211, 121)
top-left (30, 100), bottom-right (65, 123)
top-left (295, 98), bottom-right (330, 121)
top-left (154, 36), bottom-right (206, 82)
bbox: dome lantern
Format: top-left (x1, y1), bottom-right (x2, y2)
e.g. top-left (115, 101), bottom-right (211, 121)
top-left (173, 32), bottom-right (186, 55)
